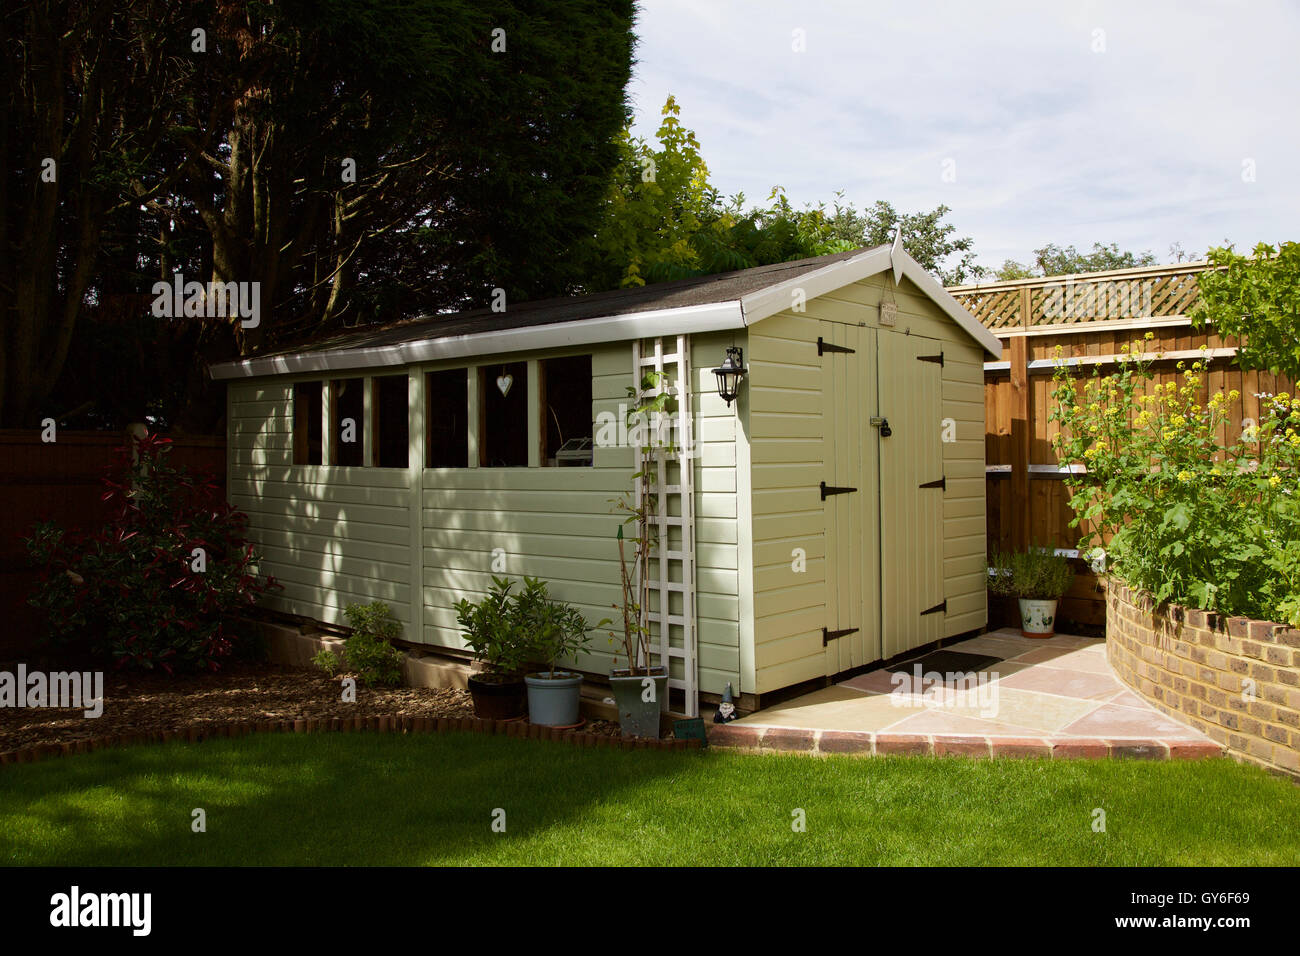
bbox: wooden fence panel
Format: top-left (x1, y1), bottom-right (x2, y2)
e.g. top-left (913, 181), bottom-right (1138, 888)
top-left (952, 262), bottom-right (1294, 629)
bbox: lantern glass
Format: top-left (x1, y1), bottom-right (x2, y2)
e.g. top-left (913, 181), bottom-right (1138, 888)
top-left (711, 347), bottom-right (747, 407)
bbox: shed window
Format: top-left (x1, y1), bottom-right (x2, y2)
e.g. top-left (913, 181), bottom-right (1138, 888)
top-left (372, 375), bottom-right (409, 468)
top-left (481, 361), bottom-right (528, 467)
top-left (330, 378), bottom-right (364, 466)
top-left (293, 382), bottom-right (323, 465)
top-left (426, 369), bottom-right (468, 467)
top-left (542, 355), bottom-right (593, 466)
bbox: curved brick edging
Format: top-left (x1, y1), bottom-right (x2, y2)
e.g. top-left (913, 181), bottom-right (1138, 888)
top-left (705, 723), bottom-right (1222, 760)
top-left (1107, 582), bottom-right (1300, 780)
top-left (0, 715), bottom-right (702, 766)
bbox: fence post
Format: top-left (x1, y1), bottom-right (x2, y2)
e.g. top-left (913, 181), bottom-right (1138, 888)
top-left (1011, 289), bottom-right (1032, 551)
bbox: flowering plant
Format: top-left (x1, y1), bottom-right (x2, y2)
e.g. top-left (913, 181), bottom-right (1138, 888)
top-left (25, 432), bottom-right (278, 671)
top-left (1050, 337), bottom-right (1300, 624)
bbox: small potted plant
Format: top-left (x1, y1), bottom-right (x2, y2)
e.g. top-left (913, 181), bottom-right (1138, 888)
top-left (516, 577), bottom-right (604, 727)
top-left (988, 546), bottom-right (1074, 637)
top-left (454, 576), bottom-right (532, 718)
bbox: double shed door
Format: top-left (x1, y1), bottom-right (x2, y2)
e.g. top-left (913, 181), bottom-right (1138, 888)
top-left (821, 324), bottom-right (945, 675)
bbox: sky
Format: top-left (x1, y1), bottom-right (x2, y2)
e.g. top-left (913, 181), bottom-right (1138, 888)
top-left (626, 0), bottom-right (1300, 278)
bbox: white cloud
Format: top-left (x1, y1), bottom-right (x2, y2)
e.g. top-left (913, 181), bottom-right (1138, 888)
top-left (629, 0), bottom-right (1300, 271)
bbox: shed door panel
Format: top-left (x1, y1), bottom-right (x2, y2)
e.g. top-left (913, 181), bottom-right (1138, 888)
top-left (877, 331), bottom-right (945, 659)
top-left (820, 323), bottom-right (879, 673)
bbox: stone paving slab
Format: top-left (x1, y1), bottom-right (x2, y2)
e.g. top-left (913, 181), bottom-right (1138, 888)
top-left (722, 629), bottom-right (1225, 761)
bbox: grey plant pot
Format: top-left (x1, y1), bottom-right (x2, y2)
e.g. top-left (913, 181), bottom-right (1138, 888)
top-left (524, 671), bottom-right (584, 727)
top-left (609, 665), bottom-right (669, 738)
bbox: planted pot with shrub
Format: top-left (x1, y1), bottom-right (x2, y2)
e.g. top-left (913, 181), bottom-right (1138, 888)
top-left (988, 546), bottom-right (1074, 637)
top-left (515, 577), bottom-right (604, 727)
top-left (454, 577), bottom-right (533, 719)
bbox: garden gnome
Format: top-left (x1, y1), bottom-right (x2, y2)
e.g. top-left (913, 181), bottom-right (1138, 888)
top-left (714, 682), bottom-right (737, 723)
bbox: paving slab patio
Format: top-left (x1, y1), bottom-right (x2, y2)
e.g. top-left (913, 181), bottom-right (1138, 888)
top-left (718, 628), bottom-right (1224, 760)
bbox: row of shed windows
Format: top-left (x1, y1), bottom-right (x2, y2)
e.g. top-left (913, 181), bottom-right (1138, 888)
top-left (290, 356), bottom-right (593, 468)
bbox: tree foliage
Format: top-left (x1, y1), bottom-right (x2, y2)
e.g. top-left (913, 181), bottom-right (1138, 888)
top-left (3, 0), bottom-right (635, 428)
top-left (995, 242), bottom-right (1158, 281)
top-left (1191, 241), bottom-right (1300, 381)
top-left (581, 97), bottom-right (984, 290)
top-left (0, 1), bottom-right (190, 428)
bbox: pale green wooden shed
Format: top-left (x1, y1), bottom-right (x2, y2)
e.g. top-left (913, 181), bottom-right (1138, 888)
top-left (210, 243), bottom-right (1002, 714)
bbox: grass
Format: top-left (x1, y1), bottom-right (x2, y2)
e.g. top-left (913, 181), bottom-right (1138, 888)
top-left (1, 732), bottom-right (1297, 866)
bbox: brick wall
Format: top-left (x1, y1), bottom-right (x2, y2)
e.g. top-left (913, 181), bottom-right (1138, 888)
top-left (1107, 582), bottom-right (1300, 780)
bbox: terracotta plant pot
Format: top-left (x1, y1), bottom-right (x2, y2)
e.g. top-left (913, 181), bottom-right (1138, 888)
top-left (467, 673), bottom-right (526, 719)
top-left (1018, 598), bottom-right (1058, 638)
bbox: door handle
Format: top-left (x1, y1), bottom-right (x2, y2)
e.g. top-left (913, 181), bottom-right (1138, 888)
top-left (871, 417), bottom-right (892, 438)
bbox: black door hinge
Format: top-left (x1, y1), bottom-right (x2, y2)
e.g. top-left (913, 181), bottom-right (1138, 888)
top-left (919, 476), bottom-right (946, 490)
top-left (820, 481), bottom-right (858, 500)
top-left (823, 626), bottom-right (860, 646)
top-left (917, 352), bottom-right (944, 366)
top-left (818, 337), bottom-right (856, 356)
top-left (920, 600), bottom-right (947, 616)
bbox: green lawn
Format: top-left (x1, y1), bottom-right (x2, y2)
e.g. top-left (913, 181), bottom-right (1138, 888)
top-left (1, 732), bottom-right (1297, 866)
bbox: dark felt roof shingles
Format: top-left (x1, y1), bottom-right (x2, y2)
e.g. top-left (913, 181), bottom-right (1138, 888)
top-left (260, 246), bottom-right (881, 359)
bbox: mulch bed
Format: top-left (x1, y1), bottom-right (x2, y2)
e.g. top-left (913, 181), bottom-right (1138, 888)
top-left (0, 662), bottom-right (624, 753)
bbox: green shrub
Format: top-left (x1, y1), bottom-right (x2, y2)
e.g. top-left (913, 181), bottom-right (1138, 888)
top-left (1051, 341), bottom-right (1300, 623)
top-left (988, 547), bottom-right (1073, 600)
top-left (511, 576), bottom-right (603, 677)
top-left (342, 602), bottom-right (404, 687)
top-left (24, 432), bottom-right (277, 672)
top-left (311, 648), bottom-right (341, 677)
top-left (454, 576), bottom-right (534, 677)
top-left (454, 576), bottom-right (603, 677)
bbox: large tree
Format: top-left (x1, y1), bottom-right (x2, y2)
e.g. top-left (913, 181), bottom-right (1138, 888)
top-left (1, 0), bottom-right (188, 428)
top-left (4, 0), bottom-right (636, 429)
top-left (581, 97), bottom-right (986, 290)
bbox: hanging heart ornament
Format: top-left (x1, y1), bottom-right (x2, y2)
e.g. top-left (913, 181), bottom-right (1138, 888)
top-left (496, 373), bottom-right (513, 398)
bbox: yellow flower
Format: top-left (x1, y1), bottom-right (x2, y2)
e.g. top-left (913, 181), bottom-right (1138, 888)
top-left (1269, 474), bottom-right (1282, 488)
top-left (1177, 470), bottom-right (1193, 483)
top-left (1168, 414), bottom-right (1186, 428)
top-left (1144, 331), bottom-right (1154, 340)
top-left (1229, 390), bottom-right (1240, 402)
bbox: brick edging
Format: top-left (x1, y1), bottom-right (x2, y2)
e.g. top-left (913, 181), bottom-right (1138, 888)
top-left (1106, 581), bottom-right (1300, 780)
top-left (704, 723), bottom-right (1222, 760)
top-left (0, 715), bottom-right (702, 766)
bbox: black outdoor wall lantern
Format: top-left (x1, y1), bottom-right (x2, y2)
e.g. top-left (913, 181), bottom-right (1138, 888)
top-left (711, 346), bottom-right (747, 407)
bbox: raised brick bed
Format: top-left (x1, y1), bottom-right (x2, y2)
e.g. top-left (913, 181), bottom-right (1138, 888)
top-left (1107, 581), bottom-right (1300, 780)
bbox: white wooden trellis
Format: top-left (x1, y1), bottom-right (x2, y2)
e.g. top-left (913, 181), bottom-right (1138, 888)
top-left (630, 335), bottom-right (699, 717)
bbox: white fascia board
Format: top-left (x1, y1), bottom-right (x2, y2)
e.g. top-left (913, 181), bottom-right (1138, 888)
top-left (738, 246), bottom-right (893, 324)
top-left (896, 252), bottom-right (1004, 357)
top-left (209, 300), bottom-right (745, 380)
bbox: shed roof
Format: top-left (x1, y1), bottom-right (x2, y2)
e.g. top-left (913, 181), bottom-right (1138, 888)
top-left (210, 244), bottom-right (1000, 380)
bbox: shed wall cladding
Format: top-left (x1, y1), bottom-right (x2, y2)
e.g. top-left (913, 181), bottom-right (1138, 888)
top-left (228, 337), bottom-right (745, 698)
top-left (227, 382), bottom-right (414, 625)
top-left (747, 272), bottom-right (987, 694)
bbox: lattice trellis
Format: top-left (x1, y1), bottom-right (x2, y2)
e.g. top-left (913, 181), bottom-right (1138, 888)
top-left (630, 335), bottom-right (698, 717)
